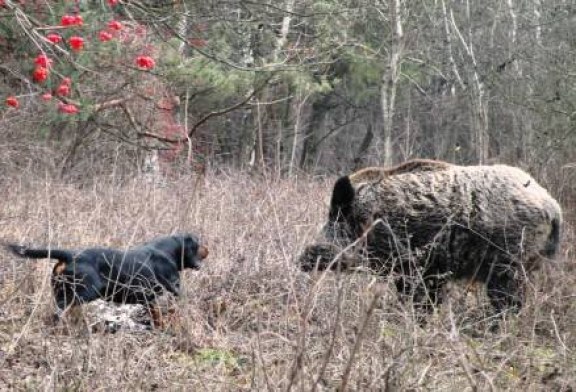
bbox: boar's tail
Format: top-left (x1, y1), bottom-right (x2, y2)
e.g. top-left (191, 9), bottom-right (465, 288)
top-left (329, 176), bottom-right (355, 222)
top-left (542, 216), bottom-right (562, 258)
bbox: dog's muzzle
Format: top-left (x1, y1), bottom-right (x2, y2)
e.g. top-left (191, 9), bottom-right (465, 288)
top-left (198, 245), bottom-right (209, 260)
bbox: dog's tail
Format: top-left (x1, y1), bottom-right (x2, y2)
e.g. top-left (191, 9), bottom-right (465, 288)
top-left (5, 244), bottom-right (74, 264)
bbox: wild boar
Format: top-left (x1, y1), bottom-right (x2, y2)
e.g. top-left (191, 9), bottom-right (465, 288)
top-left (300, 159), bottom-right (562, 317)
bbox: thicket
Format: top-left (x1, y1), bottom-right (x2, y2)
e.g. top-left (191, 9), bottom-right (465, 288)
top-left (1, 1), bottom-right (574, 186)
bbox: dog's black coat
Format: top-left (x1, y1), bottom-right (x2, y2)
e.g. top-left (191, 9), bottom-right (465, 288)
top-left (6, 234), bottom-right (208, 315)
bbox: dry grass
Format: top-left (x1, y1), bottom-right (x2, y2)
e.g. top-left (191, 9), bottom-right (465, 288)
top-left (1, 170), bottom-right (575, 391)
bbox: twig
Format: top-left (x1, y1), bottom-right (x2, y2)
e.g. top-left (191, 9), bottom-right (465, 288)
top-left (338, 292), bottom-right (379, 392)
top-left (311, 276), bottom-right (344, 392)
top-left (139, 75), bottom-right (274, 143)
top-left (92, 97), bottom-right (133, 113)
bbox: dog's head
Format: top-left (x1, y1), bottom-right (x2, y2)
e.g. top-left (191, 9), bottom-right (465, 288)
top-left (177, 233), bottom-right (209, 270)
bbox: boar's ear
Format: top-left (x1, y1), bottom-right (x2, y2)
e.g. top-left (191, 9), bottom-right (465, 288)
top-left (329, 176), bottom-right (355, 222)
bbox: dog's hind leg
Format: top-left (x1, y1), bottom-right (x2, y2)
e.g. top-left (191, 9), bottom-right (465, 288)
top-left (49, 302), bottom-right (87, 335)
top-left (60, 303), bottom-right (83, 324)
top-left (51, 274), bottom-right (103, 331)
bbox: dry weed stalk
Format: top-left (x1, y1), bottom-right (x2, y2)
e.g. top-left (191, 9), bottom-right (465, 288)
top-left (0, 170), bottom-right (574, 390)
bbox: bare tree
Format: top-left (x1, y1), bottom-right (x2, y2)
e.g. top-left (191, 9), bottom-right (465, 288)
top-left (380, 0), bottom-right (405, 166)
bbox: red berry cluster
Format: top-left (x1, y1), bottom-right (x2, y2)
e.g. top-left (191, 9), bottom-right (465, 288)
top-left (136, 55), bottom-right (156, 70)
top-left (5, 1), bottom-right (158, 113)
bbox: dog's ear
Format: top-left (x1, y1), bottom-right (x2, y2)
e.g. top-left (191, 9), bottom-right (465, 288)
top-left (185, 233), bottom-right (198, 243)
top-left (183, 234), bottom-right (200, 249)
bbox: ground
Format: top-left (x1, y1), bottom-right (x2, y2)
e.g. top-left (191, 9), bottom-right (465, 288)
top-left (0, 172), bottom-right (575, 390)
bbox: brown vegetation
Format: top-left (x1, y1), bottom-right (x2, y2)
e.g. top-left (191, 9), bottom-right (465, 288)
top-left (1, 168), bottom-right (575, 390)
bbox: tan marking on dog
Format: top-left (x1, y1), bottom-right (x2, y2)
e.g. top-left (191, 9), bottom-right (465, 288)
top-left (55, 304), bottom-right (86, 335)
top-left (148, 304), bottom-right (182, 331)
top-left (66, 304), bottom-right (83, 325)
top-left (149, 305), bottom-right (166, 329)
top-left (198, 245), bottom-right (209, 260)
top-left (53, 262), bottom-right (66, 275)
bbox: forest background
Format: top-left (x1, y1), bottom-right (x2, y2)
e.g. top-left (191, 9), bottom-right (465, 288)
top-left (1, 0), bottom-right (574, 188)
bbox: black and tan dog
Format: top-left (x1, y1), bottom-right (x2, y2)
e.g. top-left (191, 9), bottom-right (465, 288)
top-left (5, 233), bottom-right (209, 328)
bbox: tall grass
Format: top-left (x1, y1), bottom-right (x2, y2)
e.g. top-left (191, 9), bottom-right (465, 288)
top-left (0, 170), bottom-right (574, 390)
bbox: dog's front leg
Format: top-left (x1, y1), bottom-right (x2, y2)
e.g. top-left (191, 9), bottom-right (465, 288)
top-left (157, 275), bottom-right (181, 297)
top-left (148, 303), bottom-right (180, 330)
top-left (148, 304), bottom-right (166, 329)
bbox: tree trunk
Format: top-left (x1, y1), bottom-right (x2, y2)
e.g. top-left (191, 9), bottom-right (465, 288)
top-left (449, 3), bottom-right (489, 163)
top-left (288, 91), bottom-right (310, 176)
top-left (352, 124), bottom-right (374, 170)
top-left (380, 0), bottom-right (404, 166)
top-left (299, 93), bottom-right (333, 170)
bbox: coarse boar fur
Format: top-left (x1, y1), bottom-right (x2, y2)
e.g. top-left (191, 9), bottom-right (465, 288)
top-left (300, 159), bottom-right (562, 317)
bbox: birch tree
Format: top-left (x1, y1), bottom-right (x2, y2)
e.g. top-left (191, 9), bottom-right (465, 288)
top-left (379, 0), bottom-right (405, 166)
top-left (446, 0), bottom-right (490, 163)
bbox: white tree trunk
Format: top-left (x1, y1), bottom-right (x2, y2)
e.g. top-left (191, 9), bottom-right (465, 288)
top-left (273, 0), bottom-right (295, 63)
top-left (177, 3), bottom-right (188, 56)
top-left (440, 0), bottom-right (465, 89)
top-left (449, 5), bottom-right (489, 163)
top-left (288, 92), bottom-right (310, 176)
top-left (380, 0), bottom-right (404, 166)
